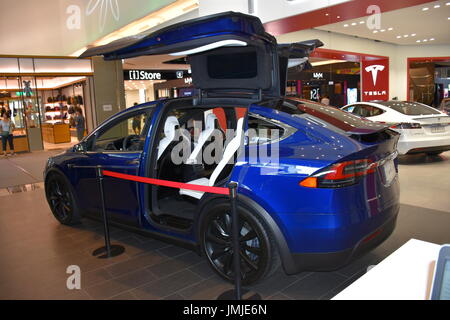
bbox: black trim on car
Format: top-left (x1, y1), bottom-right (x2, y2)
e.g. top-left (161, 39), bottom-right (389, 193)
top-left (406, 145), bottom-right (450, 155)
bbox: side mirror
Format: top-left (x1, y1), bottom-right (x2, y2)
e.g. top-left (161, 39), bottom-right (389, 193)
top-left (73, 141), bottom-right (87, 153)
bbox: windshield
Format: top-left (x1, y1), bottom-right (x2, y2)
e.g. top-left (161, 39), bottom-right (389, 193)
top-left (378, 101), bottom-right (440, 116)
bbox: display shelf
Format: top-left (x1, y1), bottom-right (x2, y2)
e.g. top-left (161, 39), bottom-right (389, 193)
top-left (41, 123), bottom-right (71, 144)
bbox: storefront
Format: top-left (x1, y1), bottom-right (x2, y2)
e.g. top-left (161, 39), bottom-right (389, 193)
top-left (123, 69), bottom-right (192, 107)
top-left (0, 56), bottom-right (94, 152)
top-left (283, 48), bottom-right (389, 107)
top-left (408, 57), bottom-right (450, 108)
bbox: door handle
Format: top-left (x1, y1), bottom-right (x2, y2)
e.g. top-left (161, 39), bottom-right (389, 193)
top-left (126, 159), bottom-right (140, 165)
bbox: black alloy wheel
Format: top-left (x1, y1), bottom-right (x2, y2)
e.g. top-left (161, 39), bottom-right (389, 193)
top-left (46, 174), bottom-right (79, 225)
top-left (201, 202), bottom-right (279, 285)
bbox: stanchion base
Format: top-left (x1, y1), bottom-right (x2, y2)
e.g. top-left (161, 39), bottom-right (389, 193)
top-left (217, 289), bottom-right (262, 300)
top-left (92, 245), bottom-right (125, 259)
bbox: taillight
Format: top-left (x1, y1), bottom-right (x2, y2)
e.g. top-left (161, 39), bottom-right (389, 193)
top-left (390, 123), bottom-right (421, 129)
top-left (300, 159), bottom-right (377, 188)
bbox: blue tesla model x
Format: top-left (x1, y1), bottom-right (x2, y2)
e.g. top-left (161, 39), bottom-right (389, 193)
top-left (44, 12), bottom-right (400, 284)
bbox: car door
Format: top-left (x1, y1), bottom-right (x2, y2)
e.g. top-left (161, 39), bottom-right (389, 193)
top-left (72, 108), bottom-right (151, 226)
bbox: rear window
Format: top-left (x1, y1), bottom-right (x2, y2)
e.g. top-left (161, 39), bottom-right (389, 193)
top-left (378, 101), bottom-right (440, 115)
top-left (207, 51), bottom-right (257, 79)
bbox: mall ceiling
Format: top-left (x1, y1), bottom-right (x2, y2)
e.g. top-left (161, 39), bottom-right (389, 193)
top-left (317, 1), bottom-right (450, 45)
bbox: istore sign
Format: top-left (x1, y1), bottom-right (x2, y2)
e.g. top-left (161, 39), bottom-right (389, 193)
top-left (124, 70), bottom-right (187, 81)
top-left (361, 58), bottom-right (389, 101)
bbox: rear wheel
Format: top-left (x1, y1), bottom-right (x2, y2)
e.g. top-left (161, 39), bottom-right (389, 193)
top-left (200, 201), bottom-right (280, 285)
top-left (45, 173), bottom-right (80, 225)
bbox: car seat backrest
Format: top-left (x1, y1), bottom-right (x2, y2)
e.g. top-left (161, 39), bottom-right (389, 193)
top-left (187, 113), bottom-right (218, 164)
top-left (208, 117), bottom-right (244, 186)
top-left (157, 116), bottom-right (179, 160)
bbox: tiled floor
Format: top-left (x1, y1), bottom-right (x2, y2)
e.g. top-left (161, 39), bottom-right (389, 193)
top-left (0, 151), bottom-right (449, 300)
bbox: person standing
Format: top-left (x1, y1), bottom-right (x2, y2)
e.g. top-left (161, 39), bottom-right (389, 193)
top-left (320, 95), bottom-right (330, 106)
top-left (74, 107), bottom-right (86, 142)
top-left (1, 114), bottom-right (15, 156)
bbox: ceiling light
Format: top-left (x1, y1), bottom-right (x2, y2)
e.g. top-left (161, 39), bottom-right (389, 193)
top-left (411, 33), bottom-right (416, 36)
top-left (430, 38), bottom-right (435, 41)
top-left (423, 39), bottom-right (428, 42)
top-left (447, 2), bottom-right (450, 5)
top-left (359, 21), bottom-right (365, 24)
top-left (351, 22), bottom-right (357, 26)
top-left (388, 27), bottom-right (393, 31)
top-left (416, 40), bottom-right (421, 43)
top-left (373, 30), bottom-right (378, 33)
top-left (422, 7), bottom-right (429, 11)
top-left (344, 24), bottom-right (349, 27)
top-left (396, 35), bottom-right (401, 39)
top-left (434, 5), bottom-right (440, 8)
top-left (403, 35), bottom-right (409, 37)
top-left (380, 29), bottom-right (386, 32)
top-left (325, 13), bottom-right (329, 16)
top-left (337, 16), bottom-right (340, 18)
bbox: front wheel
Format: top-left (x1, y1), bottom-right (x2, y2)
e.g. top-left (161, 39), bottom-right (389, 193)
top-left (45, 173), bottom-right (80, 225)
top-left (200, 201), bottom-right (280, 285)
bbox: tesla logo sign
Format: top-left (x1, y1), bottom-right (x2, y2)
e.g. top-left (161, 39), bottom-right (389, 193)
top-left (365, 65), bottom-right (385, 86)
top-left (362, 59), bottom-right (389, 102)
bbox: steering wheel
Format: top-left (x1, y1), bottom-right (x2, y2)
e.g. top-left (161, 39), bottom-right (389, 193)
top-left (122, 134), bottom-right (141, 151)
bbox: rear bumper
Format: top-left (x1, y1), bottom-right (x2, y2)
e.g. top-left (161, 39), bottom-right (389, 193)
top-left (284, 206), bottom-right (398, 274)
top-left (405, 145), bottom-right (450, 155)
top-left (398, 136), bottom-right (450, 155)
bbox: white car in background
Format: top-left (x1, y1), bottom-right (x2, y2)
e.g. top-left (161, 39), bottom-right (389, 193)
top-left (341, 101), bottom-right (450, 155)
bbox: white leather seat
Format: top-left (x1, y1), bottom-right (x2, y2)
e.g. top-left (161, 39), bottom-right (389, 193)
top-left (179, 117), bottom-right (245, 199)
top-left (157, 116), bottom-right (179, 160)
top-left (186, 113), bottom-right (218, 165)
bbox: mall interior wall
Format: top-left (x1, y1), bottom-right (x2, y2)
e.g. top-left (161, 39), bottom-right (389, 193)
top-left (91, 57), bottom-right (126, 125)
top-left (277, 28), bottom-right (450, 101)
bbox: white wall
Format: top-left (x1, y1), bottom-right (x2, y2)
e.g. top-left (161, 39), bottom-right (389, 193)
top-left (277, 29), bottom-right (450, 100)
top-left (198, 0), bottom-right (351, 23)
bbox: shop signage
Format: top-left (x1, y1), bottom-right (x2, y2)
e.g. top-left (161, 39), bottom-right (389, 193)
top-left (361, 59), bottom-right (389, 101)
top-left (124, 70), bottom-right (187, 81)
top-left (312, 72), bottom-right (324, 80)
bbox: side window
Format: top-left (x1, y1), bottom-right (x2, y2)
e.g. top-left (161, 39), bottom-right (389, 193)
top-left (90, 110), bottom-right (149, 152)
top-left (359, 105), bottom-right (384, 117)
top-left (247, 114), bottom-right (294, 144)
top-left (342, 105), bottom-right (356, 113)
top-left (370, 106), bottom-right (384, 116)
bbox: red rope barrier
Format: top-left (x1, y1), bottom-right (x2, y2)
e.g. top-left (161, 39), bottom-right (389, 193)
top-left (102, 170), bottom-right (229, 195)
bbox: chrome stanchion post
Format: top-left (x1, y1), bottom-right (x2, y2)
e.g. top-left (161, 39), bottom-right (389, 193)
top-left (217, 181), bottom-right (261, 300)
top-left (229, 182), bottom-right (242, 300)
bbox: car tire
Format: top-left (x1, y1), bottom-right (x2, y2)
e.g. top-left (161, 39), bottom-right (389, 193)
top-left (199, 199), bottom-right (280, 285)
top-left (45, 172), bottom-right (81, 225)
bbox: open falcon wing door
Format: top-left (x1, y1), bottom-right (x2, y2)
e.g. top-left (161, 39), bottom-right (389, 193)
top-left (277, 39), bottom-right (324, 96)
top-left (80, 11), bottom-right (322, 100)
top-left (80, 11), bottom-right (280, 100)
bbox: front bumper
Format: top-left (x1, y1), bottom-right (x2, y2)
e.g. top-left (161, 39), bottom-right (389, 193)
top-left (284, 207), bottom-right (398, 274)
